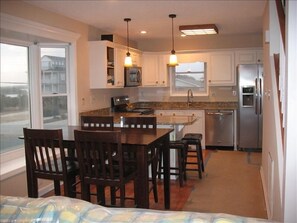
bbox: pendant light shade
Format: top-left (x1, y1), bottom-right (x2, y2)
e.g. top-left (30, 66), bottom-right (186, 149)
top-left (124, 18), bottom-right (132, 67)
top-left (169, 14), bottom-right (178, 66)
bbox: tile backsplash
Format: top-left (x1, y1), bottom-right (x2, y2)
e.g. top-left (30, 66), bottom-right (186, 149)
top-left (138, 86), bottom-right (238, 102)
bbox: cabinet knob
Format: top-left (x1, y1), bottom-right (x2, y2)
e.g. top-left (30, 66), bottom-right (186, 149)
top-left (156, 81), bottom-right (158, 84)
top-left (209, 80), bottom-right (211, 83)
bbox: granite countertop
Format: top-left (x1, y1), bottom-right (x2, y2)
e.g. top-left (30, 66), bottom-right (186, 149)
top-left (134, 101), bottom-right (238, 110)
top-left (79, 101), bottom-right (237, 125)
top-left (80, 111), bottom-right (197, 125)
top-left (156, 114), bottom-right (197, 125)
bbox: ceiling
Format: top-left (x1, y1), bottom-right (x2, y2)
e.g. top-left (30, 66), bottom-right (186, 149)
top-left (25, 0), bottom-right (266, 42)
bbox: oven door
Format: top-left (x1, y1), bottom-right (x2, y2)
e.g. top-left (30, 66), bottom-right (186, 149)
top-left (125, 67), bottom-right (142, 87)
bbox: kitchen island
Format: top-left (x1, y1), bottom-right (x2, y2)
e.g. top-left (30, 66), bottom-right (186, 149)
top-left (80, 110), bottom-right (198, 126)
top-left (80, 101), bottom-right (237, 149)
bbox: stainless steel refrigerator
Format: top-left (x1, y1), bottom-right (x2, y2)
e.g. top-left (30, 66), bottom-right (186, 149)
top-left (237, 64), bottom-right (263, 151)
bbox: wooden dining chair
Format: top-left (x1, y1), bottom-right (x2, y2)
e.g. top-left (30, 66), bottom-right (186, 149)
top-left (80, 115), bottom-right (114, 130)
top-left (74, 130), bottom-right (137, 207)
top-left (121, 116), bottom-right (159, 203)
top-left (23, 128), bottom-right (77, 198)
top-left (121, 116), bottom-right (157, 129)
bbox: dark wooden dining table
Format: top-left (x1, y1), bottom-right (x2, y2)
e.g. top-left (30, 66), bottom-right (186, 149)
top-left (51, 126), bottom-right (173, 209)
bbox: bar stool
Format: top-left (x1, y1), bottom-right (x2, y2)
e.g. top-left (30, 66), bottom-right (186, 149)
top-left (182, 133), bottom-right (204, 179)
top-left (158, 140), bottom-right (187, 187)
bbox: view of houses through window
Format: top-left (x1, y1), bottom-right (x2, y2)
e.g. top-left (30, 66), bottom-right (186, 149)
top-left (41, 47), bottom-right (68, 128)
top-left (0, 43), bottom-right (69, 154)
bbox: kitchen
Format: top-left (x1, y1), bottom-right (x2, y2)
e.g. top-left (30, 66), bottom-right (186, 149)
top-left (0, 1), bottom-right (296, 222)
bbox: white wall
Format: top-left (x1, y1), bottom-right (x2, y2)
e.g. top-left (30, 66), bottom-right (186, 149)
top-left (261, 1), bottom-right (297, 222)
top-left (283, 1), bottom-right (297, 222)
top-left (261, 2), bottom-right (284, 221)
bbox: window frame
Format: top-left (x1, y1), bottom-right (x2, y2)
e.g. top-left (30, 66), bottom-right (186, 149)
top-left (170, 61), bottom-right (208, 95)
top-left (0, 13), bottom-right (80, 180)
top-left (169, 52), bottom-right (210, 97)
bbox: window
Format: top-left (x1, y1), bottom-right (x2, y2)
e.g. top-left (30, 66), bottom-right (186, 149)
top-left (170, 61), bottom-right (207, 95)
top-left (0, 14), bottom-right (79, 180)
top-left (40, 47), bottom-right (68, 128)
top-left (0, 44), bottom-right (70, 154)
top-left (0, 43), bottom-right (30, 154)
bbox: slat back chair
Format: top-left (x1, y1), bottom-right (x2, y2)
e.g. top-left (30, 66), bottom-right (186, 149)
top-left (23, 128), bottom-right (77, 198)
top-left (121, 116), bottom-right (159, 202)
top-left (122, 116), bottom-right (156, 129)
top-left (81, 116), bottom-right (114, 130)
top-left (74, 130), bottom-right (136, 207)
top-left (80, 116), bottom-right (114, 201)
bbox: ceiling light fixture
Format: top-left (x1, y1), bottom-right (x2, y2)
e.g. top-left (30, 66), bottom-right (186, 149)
top-left (169, 14), bottom-right (178, 66)
top-left (124, 18), bottom-right (132, 67)
top-left (179, 24), bottom-right (218, 36)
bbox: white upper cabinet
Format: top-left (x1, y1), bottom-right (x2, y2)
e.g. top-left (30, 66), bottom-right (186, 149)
top-left (89, 41), bottom-right (123, 89)
top-left (114, 48), bottom-right (126, 87)
top-left (235, 49), bottom-right (263, 65)
top-left (130, 51), bottom-right (142, 67)
top-left (88, 41), bottom-right (142, 89)
top-left (142, 53), bottom-right (168, 87)
top-left (208, 51), bottom-right (235, 86)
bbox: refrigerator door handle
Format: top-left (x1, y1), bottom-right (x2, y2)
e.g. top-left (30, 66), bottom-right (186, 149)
top-left (255, 78), bottom-right (258, 114)
top-left (259, 78), bottom-right (262, 114)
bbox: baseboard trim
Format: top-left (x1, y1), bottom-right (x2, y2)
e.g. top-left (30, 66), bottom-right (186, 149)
top-left (260, 166), bottom-right (271, 220)
top-left (39, 183), bottom-right (55, 197)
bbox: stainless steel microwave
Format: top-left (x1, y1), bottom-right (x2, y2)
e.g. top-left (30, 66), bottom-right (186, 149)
top-left (124, 67), bottom-right (142, 87)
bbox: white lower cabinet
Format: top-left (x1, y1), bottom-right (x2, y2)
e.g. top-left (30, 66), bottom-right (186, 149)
top-left (156, 110), bottom-right (205, 179)
top-left (155, 110), bottom-right (205, 149)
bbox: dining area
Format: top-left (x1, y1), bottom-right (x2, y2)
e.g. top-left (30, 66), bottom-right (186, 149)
top-left (22, 116), bottom-right (173, 209)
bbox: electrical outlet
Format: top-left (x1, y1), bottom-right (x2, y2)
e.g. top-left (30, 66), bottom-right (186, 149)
top-left (232, 90), bottom-right (237, 96)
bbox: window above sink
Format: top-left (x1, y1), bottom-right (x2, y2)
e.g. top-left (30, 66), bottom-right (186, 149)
top-left (170, 61), bottom-right (208, 96)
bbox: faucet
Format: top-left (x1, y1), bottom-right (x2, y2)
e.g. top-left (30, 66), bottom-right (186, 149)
top-left (187, 89), bottom-right (193, 107)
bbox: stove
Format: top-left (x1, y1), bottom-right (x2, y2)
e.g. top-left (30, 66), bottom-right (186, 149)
top-left (111, 96), bottom-right (154, 115)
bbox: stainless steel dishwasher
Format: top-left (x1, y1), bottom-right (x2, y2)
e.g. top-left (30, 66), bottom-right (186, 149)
top-left (205, 110), bottom-right (234, 149)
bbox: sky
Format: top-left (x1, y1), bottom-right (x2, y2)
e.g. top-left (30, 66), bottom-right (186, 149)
top-left (1, 43), bottom-right (65, 84)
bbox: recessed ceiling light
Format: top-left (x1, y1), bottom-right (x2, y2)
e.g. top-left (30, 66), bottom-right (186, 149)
top-left (140, 31), bottom-right (147, 34)
top-left (179, 24), bottom-right (218, 36)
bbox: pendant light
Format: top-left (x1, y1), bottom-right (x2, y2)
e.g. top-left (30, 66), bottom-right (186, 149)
top-left (169, 14), bottom-right (178, 66)
top-left (124, 18), bottom-right (132, 67)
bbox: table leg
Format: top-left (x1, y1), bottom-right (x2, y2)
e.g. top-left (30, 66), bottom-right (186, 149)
top-left (135, 145), bottom-right (149, 208)
top-left (162, 134), bottom-right (171, 209)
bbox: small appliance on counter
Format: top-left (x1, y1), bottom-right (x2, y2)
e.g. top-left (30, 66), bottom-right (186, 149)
top-left (111, 95), bottom-right (154, 115)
